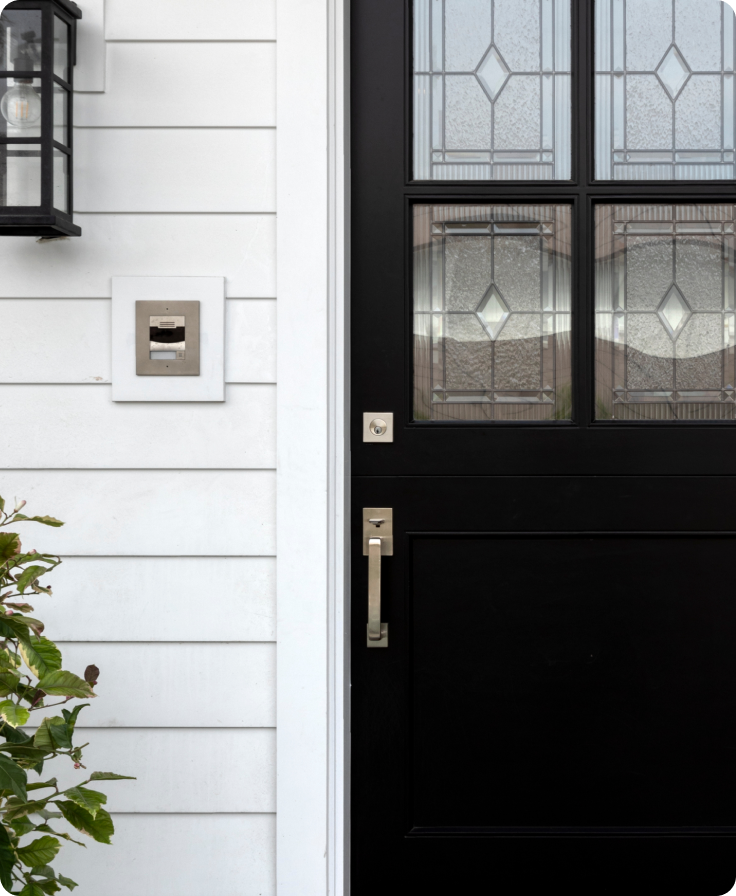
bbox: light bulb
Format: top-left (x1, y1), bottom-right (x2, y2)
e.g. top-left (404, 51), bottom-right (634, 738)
top-left (0, 83), bottom-right (41, 129)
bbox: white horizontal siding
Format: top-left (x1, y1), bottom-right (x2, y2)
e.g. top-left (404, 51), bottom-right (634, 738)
top-left (0, 299), bottom-right (276, 384)
top-left (75, 130), bottom-right (276, 213)
top-left (40, 556), bottom-right (275, 641)
top-left (36, 729), bottom-right (276, 813)
top-left (0, 215), bottom-right (276, 298)
top-left (55, 814), bottom-right (275, 896)
top-left (106, 0), bottom-right (276, 41)
top-left (56, 643), bottom-right (275, 727)
top-left (0, 471), bottom-right (276, 555)
top-left (0, 385), bottom-right (276, 468)
top-left (75, 43), bottom-right (276, 127)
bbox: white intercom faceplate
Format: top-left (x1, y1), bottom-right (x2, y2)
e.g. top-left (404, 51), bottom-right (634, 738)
top-left (112, 277), bottom-right (225, 402)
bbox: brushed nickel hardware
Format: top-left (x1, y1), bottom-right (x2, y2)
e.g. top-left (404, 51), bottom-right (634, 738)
top-left (364, 508), bottom-right (392, 647)
top-left (363, 412), bottom-right (394, 443)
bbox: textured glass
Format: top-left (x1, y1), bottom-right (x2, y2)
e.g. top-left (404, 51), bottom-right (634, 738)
top-left (596, 0), bottom-right (736, 180)
top-left (414, 205), bottom-right (572, 421)
top-left (595, 205), bottom-right (736, 420)
top-left (413, 0), bottom-right (571, 180)
top-left (0, 144), bottom-right (40, 207)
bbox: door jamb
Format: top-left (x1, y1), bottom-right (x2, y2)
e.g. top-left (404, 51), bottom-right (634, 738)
top-left (276, 0), bottom-right (349, 894)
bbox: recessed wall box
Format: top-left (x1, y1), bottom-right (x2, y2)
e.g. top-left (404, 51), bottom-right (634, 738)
top-left (136, 301), bottom-right (200, 376)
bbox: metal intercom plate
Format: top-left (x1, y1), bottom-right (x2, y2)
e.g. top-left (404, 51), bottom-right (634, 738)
top-left (136, 300), bottom-right (201, 376)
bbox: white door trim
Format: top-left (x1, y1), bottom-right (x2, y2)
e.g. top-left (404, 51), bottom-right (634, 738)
top-left (276, 0), bottom-right (348, 893)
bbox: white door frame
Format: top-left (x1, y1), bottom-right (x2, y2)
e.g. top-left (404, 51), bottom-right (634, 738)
top-left (276, 0), bottom-right (349, 893)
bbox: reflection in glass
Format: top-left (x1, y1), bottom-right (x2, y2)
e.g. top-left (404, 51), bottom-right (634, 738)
top-left (595, 205), bottom-right (736, 420)
top-left (414, 0), bottom-right (571, 180)
top-left (595, 0), bottom-right (736, 180)
top-left (0, 144), bottom-right (41, 207)
top-left (0, 9), bottom-right (42, 72)
top-left (414, 205), bottom-right (572, 421)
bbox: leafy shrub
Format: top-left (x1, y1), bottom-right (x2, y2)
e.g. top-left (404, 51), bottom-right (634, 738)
top-left (0, 496), bottom-right (134, 894)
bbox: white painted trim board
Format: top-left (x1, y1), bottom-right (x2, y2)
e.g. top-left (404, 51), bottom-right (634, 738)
top-left (276, 0), bottom-right (348, 894)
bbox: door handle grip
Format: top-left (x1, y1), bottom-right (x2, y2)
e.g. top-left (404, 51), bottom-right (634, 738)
top-left (367, 536), bottom-right (388, 647)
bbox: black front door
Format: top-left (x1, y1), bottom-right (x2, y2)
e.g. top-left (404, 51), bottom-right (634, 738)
top-left (350, 1), bottom-right (736, 892)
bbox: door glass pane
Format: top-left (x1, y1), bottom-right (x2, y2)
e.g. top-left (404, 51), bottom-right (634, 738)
top-left (414, 0), bottom-right (571, 181)
top-left (595, 0), bottom-right (736, 180)
top-left (595, 205), bottom-right (736, 420)
top-left (414, 204), bottom-right (572, 421)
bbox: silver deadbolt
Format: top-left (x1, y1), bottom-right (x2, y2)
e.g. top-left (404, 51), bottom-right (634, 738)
top-left (363, 412), bottom-right (394, 443)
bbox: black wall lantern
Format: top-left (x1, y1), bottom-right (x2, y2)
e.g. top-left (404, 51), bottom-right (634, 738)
top-left (0, 0), bottom-right (81, 237)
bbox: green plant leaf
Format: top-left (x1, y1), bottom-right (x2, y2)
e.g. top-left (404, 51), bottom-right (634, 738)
top-left (34, 826), bottom-right (85, 848)
top-left (0, 650), bottom-right (21, 671)
top-left (88, 772), bottom-right (136, 781)
top-left (16, 835), bottom-right (61, 867)
top-left (19, 881), bottom-right (46, 896)
top-left (0, 818), bottom-right (15, 892)
top-left (30, 864), bottom-right (55, 880)
top-left (0, 495), bottom-right (5, 513)
top-left (57, 875), bottom-right (78, 891)
top-left (0, 532), bottom-right (20, 561)
top-left (0, 699), bottom-right (30, 728)
top-left (60, 705), bottom-right (87, 735)
top-left (0, 670), bottom-right (21, 697)
top-left (3, 797), bottom-right (51, 822)
top-left (0, 752), bottom-right (27, 801)
top-left (10, 816), bottom-right (37, 836)
top-left (16, 566), bottom-right (51, 595)
top-left (63, 787), bottom-right (106, 819)
top-left (0, 723), bottom-right (32, 745)
top-left (11, 515), bottom-right (64, 528)
top-left (0, 614), bottom-right (45, 639)
top-left (37, 881), bottom-right (61, 895)
top-left (34, 718), bottom-right (72, 752)
top-left (57, 802), bottom-right (114, 845)
top-left (20, 638), bottom-right (63, 680)
top-left (37, 672), bottom-right (94, 699)
top-left (27, 779), bottom-right (57, 793)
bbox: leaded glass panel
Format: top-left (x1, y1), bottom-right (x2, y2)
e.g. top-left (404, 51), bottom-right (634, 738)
top-left (414, 204), bottom-right (572, 421)
top-left (413, 0), bottom-right (571, 181)
top-left (595, 205), bottom-right (736, 420)
top-left (595, 0), bottom-right (736, 180)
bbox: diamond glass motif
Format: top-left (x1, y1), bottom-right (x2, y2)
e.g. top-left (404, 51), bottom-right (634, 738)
top-left (656, 46), bottom-right (691, 100)
top-left (657, 285), bottom-right (692, 340)
top-left (477, 286), bottom-right (510, 340)
top-left (477, 46), bottom-right (510, 102)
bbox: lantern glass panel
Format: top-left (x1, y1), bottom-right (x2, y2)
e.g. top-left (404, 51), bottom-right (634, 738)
top-left (0, 144), bottom-right (41, 207)
top-left (0, 9), bottom-right (42, 73)
top-left (54, 15), bottom-right (69, 82)
top-left (53, 84), bottom-right (67, 145)
top-left (0, 78), bottom-right (42, 138)
top-left (53, 148), bottom-right (68, 212)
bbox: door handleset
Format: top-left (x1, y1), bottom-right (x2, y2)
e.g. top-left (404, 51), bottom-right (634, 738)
top-left (363, 508), bottom-right (392, 647)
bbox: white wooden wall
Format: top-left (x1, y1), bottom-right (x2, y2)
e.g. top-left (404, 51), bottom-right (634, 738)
top-left (0, 0), bottom-right (277, 892)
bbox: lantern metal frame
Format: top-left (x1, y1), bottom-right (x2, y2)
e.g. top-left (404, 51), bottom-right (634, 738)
top-left (0, 0), bottom-right (81, 237)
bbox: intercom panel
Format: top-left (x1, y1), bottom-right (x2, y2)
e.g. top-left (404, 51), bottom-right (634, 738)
top-left (135, 300), bottom-right (200, 376)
